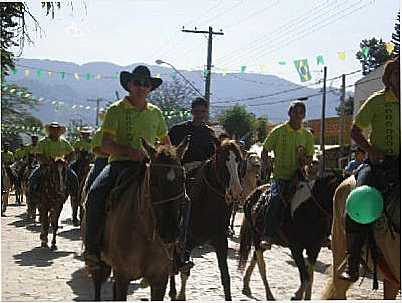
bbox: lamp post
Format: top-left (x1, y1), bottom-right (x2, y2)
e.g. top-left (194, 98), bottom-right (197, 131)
top-left (155, 59), bottom-right (204, 98)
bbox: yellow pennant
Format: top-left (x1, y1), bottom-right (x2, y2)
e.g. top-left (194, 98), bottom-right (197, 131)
top-left (222, 68), bottom-right (228, 76)
top-left (385, 42), bottom-right (395, 55)
top-left (24, 69), bottom-right (30, 77)
top-left (156, 73), bottom-right (161, 78)
top-left (337, 51), bottom-right (346, 61)
top-left (259, 64), bottom-right (268, 73)
top-left (48, 71), bottom-right (52, 78)
top-left (74, 73), bottom-right (80, 80)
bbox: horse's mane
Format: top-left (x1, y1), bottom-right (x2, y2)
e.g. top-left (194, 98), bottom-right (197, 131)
top-left (155, 145), bottom-right (179, 162)
top-left (219, 139), bottom-right (242, 160)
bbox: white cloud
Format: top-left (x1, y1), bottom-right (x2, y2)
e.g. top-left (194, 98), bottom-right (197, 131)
top-left (65, 22), bottom-right (84, 38)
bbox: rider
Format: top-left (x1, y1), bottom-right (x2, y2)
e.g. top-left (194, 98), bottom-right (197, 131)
top-left (73, 127), bottom-right (93, 154)
top-left (25, 135), bottom-right (39, 159)
top-left (28, 122), bottom-right (79, 206)
top-left (14, 144), bottom-right (27, 161)
top-left (340, 57), bottom-right (400, 282)
top-left (83, 109), bottom-right (109, 193)
top-left (2, 142), bottom-right (14, 166)
top-left (84, 65), bottom-right (171, 270)
top-left (343, 146), bottom-right (366, 177)
top-left (169, 96), bottom-right (218, 272)
top-left (260, 101), bottom-right (315, 250)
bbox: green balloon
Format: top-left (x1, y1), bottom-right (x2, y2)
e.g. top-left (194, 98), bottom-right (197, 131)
top-left (346, 185), bottom-right (383, 224)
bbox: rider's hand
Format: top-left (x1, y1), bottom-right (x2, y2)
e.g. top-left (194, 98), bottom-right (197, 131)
top-left (367, 146), bottom-right (384, 165)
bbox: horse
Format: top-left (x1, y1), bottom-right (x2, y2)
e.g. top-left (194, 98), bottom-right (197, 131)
top-left (21, 155), bottom-right (39, 220)
top-left (70, 150), bottom-right (93, 226)
top-left (10, 160), bottom-right (23, 205)
top-left (83, 137), bottom-right (189, 301)
top-left (238, 173), bottom-right (342, 300)
top-left (36, 158), bottom-right (69, 250)
top-left (1, 163), bottom-right (13, 216)
top-left (169, 139), bottom-right (243, 301)
top-left (228, 151), bottom-right (262, 236)
top-left (321, 175), bottom-right (400, 300)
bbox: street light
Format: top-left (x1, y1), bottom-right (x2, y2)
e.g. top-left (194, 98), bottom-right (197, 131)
top-left (155, 59), bottom-right (204, 98)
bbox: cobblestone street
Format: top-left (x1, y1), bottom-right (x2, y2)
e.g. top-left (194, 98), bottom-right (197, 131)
top-left (1, 194), bottom-right (396, 301)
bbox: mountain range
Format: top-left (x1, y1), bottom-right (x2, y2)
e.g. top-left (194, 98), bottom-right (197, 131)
top-left (5, 58), bottom-right (349, 127)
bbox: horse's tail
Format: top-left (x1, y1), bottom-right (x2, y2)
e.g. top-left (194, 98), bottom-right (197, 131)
top-left (321, 267), bottom-right (337, 299)
top-left (238, 214), bottom-right (253, 273)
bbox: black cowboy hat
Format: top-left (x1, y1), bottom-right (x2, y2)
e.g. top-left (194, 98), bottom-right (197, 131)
top-left (120, 65), bottom-right (162, 92)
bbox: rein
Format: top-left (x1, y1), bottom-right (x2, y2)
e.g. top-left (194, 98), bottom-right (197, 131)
top-left (305, 181), bottom-right (332, 221)
top-left (201, 162), bottom-right (226, 198)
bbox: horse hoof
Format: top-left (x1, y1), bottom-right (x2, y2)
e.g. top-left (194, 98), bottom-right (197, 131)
top-left (176, 295), bottom-right (185, 301)
top-left (242, 287), bottom-right (252, 297)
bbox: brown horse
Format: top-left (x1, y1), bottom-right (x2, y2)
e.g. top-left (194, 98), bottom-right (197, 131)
top-left (84, 138), bottom-right (189, 301)
top-left (238, 173), bottom-right (342, 300)
top-left (321, 175), bottom-right (400, 300)
top-left (169, 139), bottom-right (243, 301)
top-left (1, 163), bottom-right (13, 216)
top-left (70, 150), bottom-right (93, 226)
top-left (37, 158), bottom-right (69, 250)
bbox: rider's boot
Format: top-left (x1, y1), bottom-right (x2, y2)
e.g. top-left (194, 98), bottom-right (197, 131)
top-left (340, 231), bottom-right (366, 282)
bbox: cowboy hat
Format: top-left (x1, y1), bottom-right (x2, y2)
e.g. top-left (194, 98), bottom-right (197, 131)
top-left (45, 122), bottom-right (66, 135)
top-left (77, 126), bottom-right (93, 134)
top-left (120, 65), bottom-right (162, 92)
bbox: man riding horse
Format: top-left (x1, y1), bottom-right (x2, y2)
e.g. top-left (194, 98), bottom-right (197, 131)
top-left (340, 57), bottom-right (400, 282)
top-left (27, 122), bottom-right (79, 214)
top-left (260, 101), bottom-right (315, 250)
top-left (169, 96), bottom-right (219, 272)
top-left (84, 65), bottom-right (190, 271)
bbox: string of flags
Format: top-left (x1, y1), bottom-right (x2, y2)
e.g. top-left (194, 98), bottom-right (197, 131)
top-left (1, 83), bottom-right (192, 127)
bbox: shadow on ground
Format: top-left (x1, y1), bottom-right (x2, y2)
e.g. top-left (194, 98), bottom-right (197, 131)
top-left (13, 247), bottom-right (74, 267)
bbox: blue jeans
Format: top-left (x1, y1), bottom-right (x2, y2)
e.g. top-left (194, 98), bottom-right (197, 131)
top-left (83, 157), bottom-right (108, 195)
top-left (85, 161), bottom-right (141, 255)
top-left (28, 165), bottom-right (79, 198)
top-left (263, 179), bottom-right (293, 238)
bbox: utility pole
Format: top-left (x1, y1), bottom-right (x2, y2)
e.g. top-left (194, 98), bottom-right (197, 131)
top-left (339, 74), bottom-right (346, 148)
top-left (320, 66), bottom-right (327, 177)
top-left (87, 98), bottom-right (104, 127)
top-left (182, 26), bottom-right (224, 119)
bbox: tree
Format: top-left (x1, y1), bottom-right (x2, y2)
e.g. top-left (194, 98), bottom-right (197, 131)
top-left (148, 78), bottom-right (196, 128)
top-left (356, 38), bottom-right (393, 75)
top-left (255, 117), bottom-right (268, 143)
top-left (392, 11), bottom-right (400, 57)
top-left (1, 2), bottom-right (64, 77)
top-left (218, 105), bottom-right (256, 145)
top-left (336, 95), bottom-right (354, 116)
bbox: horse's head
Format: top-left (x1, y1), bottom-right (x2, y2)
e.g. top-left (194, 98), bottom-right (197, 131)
top-left (76, 150), bottom-right (93, 164)
top-left (310, 173), bottom-right (344, 213)
top-left (142, 137), bottom-right (189, 243)
top-left (48, 157), bottom-right (68, 194)
top-left (215, 139), bottom-right (243, 204)
top-left (245, 152), bottom-right (262, 179)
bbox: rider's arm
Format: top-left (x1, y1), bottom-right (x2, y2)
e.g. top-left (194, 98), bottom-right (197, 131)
top-left (101, 132), bottom-right (143, 161)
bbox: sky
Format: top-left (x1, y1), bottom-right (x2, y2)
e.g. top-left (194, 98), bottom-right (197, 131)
top-left (19, 0), bottom-right (400, 87)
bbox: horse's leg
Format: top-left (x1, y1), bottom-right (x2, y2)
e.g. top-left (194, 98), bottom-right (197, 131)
top-left (290, 246), bottom-right (309, 300)
top-left (214, 238), bottom-right (232, 300)
top-left (384, 279), bottom-right (399, 299)
top-left (93, 272), bottom-right (102, 301)
top-left (150, 276), bottom-right (169, 301)
top-left (50, 204), bottom-right (63, 250)
top-left (39, 206), bottom-right (49, 248)
top-left (255, 249), bottom-right (275, 300)
top-left (71, 195), bottom-right (79, 226)
top-left (177, 272), bottom-right (189, 301)
top-left (242, 251), bottom-right (257, 297)
top-left (114, 272), bottom-right (129, 301)
top-left (229, 204), bottom-right (237, 236)
top-left (168, 275), bottom-right (177, 300)
top-left (304, 247), bottom-right (320, 300)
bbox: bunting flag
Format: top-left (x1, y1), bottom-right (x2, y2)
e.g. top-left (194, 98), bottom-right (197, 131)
top-left (258, 64), bottom-right (268, 73)
top-left (24, 69), bottom-right (30, 77)
top-left (74, 73), bottom-right (80, 80)
top-left (240, 65), bottom-right (247, 73)
top-left (316, 55), bottom-right (325, 65)
top-left (36, 69), bottom-right (43, 77)
top-left (222, 68), bottom-right (228, 76)
top-left (278, 61), bottom-right (287, 65)
top-left (294, 59), bottom-right (312, 82)
top-left (60, 71), bottom-right (66, 79)
top-left (362, 47), bottom-right (369, 58)
top-left (48, 71), bottom-right (52, 78)
top-left (337, 51), bottom-right (346, 61)
top-left (386, 42), bottom-right (395, 55)
top-left (85, 73), bottom-right (91, 80)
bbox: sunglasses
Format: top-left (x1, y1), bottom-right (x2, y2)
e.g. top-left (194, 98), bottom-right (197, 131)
top-left (132, 79), bottom-right (152, 88)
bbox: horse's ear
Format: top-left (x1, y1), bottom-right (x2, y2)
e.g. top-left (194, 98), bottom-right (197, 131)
top-left (176, 135), bottom-right (190, 160)
top-left (141, 137), bottom-right (156, 160)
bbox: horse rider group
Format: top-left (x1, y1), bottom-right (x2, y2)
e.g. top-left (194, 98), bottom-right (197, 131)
top-left (2, 55), bottom-right (398, 288)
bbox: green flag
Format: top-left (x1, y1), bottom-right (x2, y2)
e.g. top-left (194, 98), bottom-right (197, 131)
top-left (294, 59), bottom-right (312, 82)
top-left (316, 55), bottom-right (325, 65)
top-left (362, 47), bottom-right (369, 58)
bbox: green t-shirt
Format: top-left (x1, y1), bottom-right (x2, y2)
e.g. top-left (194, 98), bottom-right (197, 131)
top-left (73, 138), bottom-right (92, 152)
top-left (14, 147), bottom-right (27, 160)
top-left (91, 128), bottom-right (108, 159)
top-left (263, 122), bottom-right (315, 181)
top-left (101, 98), bottom-right (168, 163)
top-left (36, 137), bottom-right (74, 159)
top-left (25, 144), bottom-right (38, 156)
top-left (354, 89), bottom-right (400, 156)
top-left (2, 150), bottom-right (14, 164)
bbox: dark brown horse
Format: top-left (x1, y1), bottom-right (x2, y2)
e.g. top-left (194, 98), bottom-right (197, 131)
top-left (70, 150), bottom-right (93, 226)
top-left (238, 173), bottom-right (342, 300)
top-left (84, 138), bottom-right (189, 301)
top-left (169, 139), bottom-right (243, 301)
top-left (37, 158), bottom-right (69, 250)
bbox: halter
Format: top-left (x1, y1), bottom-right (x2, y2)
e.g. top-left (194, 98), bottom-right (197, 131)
top-left (201, 161), bottom-right (226, 199)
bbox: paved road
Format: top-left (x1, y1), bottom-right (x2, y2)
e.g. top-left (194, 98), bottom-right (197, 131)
top-left (1, 194), bottom-right (396, 301)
